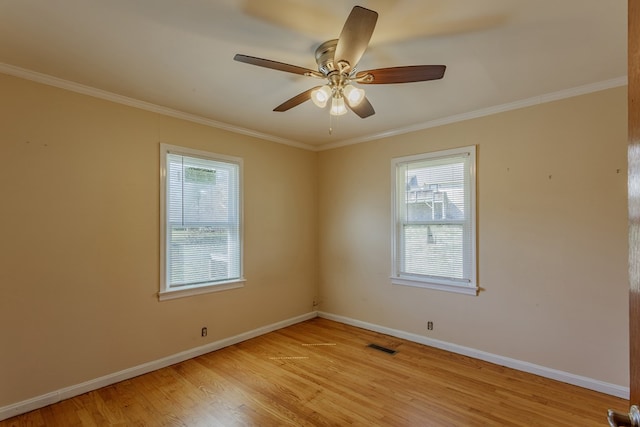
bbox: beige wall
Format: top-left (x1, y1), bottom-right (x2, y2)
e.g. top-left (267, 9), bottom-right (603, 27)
top-left (318, 86), bottom-right (629, 386)
top-left (0, 71), bottom-right (629, 409)
top-left (0, 74), bottom-right (318, 406)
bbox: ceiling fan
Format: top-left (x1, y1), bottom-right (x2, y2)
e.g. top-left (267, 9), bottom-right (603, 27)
top-left (234, 5), bottom-right (446, 119)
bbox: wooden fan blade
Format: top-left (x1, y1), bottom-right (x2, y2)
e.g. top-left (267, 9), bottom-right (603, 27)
top-left (356, 65), bottom-right (446, 84)
top-left (273, 87), bottom-right (321, 112)
top-left (334, 6), bottom-right (378, 71)
top-left (347, 96), bottom-right (375, 118)
top-left (234, 54), bottom-right (316, 76)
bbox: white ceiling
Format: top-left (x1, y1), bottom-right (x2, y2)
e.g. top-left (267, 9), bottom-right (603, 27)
top-left (0, 0), bottom-right (627, 150)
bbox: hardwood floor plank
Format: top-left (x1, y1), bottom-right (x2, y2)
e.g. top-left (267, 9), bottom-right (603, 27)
top-left (1, 318), bottom-right (628, 426)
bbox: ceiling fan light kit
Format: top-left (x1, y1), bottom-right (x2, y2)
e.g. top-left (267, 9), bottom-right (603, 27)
top-left (311, 85), bottom-right (331, 108)
top-left (311, 82), bottom-right (365, 116)
top-left (343, 84), bottom-right (365, 107)
top-left (234, 5), bottom-right (446, 122)
top-left (330, 95), bottom-right (348, 116)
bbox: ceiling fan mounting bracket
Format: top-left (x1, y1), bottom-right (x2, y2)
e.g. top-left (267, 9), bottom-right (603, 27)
top-left (354, 74), bottom-right (374, 83)
top-left (336, 60), bottom-right (352, 75)
top-left (304, 71), bottom-right (325, 79)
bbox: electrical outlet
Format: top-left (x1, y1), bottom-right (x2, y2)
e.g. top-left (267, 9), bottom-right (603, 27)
top-left (201, 327), bottom-right (207, 337)
top-left (427, 321), bottom-right (434, 331)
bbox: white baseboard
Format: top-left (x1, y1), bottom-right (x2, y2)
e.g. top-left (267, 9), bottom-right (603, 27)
top-left (0, 311), bottom-right (318, 422)
top-left (2, 309), bottom-right (628, 422)
top-left (318, 311), bottom-right (630, 399)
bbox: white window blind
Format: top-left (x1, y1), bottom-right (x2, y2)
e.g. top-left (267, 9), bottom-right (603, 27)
top-left (160, 144), bottom-right (243, 300)
top-left (392, 146), bottom-right (477, 295)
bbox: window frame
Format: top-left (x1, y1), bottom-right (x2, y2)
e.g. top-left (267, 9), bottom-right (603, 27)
top-left (391, 145), bottom-right (478, 296)
top-left (159, 143), bottom-right (245, 301)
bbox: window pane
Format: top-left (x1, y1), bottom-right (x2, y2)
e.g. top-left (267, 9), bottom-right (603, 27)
top-left (405, 160), bottom-right (466, 221)
top-left (164, 150), bottom-right (241, 290)
top-left (168, 226), bottom-right (239, 286)
top-left (392, 146), bottom-right (476, 292)
top-left (167, 154), bottom-right (238, 226)
top-left (403, 224), bottom-right (464, 279)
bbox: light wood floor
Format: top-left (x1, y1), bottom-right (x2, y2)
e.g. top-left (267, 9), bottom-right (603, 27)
top-left (1, 318), bottom-right (628, 426)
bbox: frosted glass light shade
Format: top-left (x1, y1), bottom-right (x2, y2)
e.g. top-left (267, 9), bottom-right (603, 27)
top-left (343, 84), bottom-right (365, 107)
top-left (311, 85), bottom-right (332, 108)
top-left (330, 96), bottom-right (348, 116)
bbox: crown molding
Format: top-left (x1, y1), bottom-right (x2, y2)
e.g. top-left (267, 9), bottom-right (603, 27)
top-left (318, 76), bottom-right (628, 151)
top-left (1, 62), bottom-right (626, 153)
top-left (0, 62), bottom-right (314, 151)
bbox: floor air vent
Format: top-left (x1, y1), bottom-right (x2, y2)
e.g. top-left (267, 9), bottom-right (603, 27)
top-left (367, 343), bottom-right (397, 355)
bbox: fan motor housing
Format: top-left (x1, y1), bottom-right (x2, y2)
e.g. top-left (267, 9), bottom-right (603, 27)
top-left (315, 39), bottom-right (338, 76)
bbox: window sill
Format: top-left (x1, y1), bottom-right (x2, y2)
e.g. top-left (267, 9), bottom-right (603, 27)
top-left (158, 278), bottom-right (246, 301)
top-left (391, 276), bottom-right (478, 296)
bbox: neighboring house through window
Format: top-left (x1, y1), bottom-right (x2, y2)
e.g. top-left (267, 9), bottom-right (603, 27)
top-left (391, 145), bottom-right (477, 295)
top-left (159, 144), bottom-right (244, 300)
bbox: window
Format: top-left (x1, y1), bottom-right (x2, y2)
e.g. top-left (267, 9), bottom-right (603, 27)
top-left (159, 144), bottom-right (244, 300)
top-left (391, 146), bottom-right (477, 295)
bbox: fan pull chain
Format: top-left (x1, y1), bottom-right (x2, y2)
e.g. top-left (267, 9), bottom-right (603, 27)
top-left (328, 110), bottom-right (341, 135)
